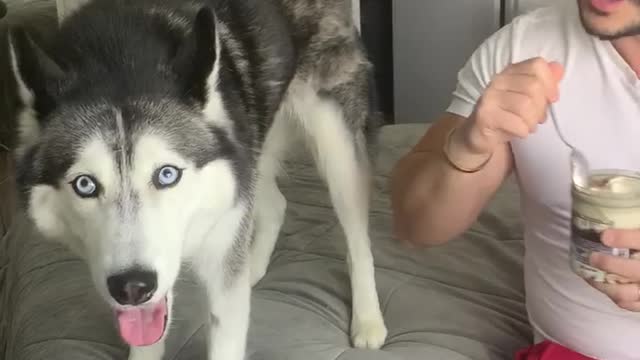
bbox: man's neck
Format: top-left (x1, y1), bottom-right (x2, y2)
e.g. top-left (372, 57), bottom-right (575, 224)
top-left (612, 35), bottom-right (640, 78)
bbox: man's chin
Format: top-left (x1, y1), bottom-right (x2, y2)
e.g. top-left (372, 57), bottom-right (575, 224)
top-left (579, 5), bottom-right (640, 39)
top-left (583, 21), bottom-right (640, 40)
top-left (113, 295), bottom-right (169, 347)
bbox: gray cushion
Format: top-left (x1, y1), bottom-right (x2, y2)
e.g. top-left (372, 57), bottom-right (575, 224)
top-left (3, 123), bottom-right (531, 360)
top-left (0, 2), bottom-right (532, 358)
top-left (247, 124), bottom-right (530, 360)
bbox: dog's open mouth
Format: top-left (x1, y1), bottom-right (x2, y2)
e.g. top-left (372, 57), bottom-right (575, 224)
top-left (115, 296), bottom-right (168, 347)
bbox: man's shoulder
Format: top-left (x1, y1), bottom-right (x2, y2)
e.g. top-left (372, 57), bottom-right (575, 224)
top-left (503, 2), bottom-right (583, 61)
top-left (461, 3), bottom-right (578, 81)
top-left (447, 2), bottom-right (585, 118)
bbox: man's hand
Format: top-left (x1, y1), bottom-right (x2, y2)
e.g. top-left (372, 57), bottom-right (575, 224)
top-left (448, 58), bottom-right (564, 169)
top-left (589, 229), bottom-right (640, 311)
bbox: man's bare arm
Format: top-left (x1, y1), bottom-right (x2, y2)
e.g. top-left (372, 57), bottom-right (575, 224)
top-left (390, 58), bottom-right (564, 246)
top-left (390, 113), bottom-right (513, 246)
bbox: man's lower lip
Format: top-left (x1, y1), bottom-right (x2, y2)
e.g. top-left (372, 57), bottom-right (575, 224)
top-left (590, 0), bottom-right (625, 13)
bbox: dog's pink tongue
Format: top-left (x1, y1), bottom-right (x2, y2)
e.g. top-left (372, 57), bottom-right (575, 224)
top-left (117, 299), bottom-right (167, 347)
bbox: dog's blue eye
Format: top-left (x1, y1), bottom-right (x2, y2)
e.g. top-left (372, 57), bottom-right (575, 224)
top-left (154, 165), bottom-right (182, 189)
top-left (71, 175), bottom-right (99, 198)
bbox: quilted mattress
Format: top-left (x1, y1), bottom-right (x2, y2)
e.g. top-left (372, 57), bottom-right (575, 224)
top-left (2, 123), bottom-right (531, 360)
top-left (0, 1), bottom-right (532, 358)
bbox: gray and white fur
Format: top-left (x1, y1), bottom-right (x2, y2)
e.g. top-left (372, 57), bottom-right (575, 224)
top-left (8, 0), bottom-right (388, 358)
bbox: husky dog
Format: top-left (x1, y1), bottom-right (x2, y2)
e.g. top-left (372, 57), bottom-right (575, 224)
top-left (8, 0), bottom-right (387, 358)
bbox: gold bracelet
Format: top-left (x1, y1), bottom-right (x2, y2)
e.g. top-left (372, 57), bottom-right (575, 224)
top-left (442, 127), bottom-right (493, 173)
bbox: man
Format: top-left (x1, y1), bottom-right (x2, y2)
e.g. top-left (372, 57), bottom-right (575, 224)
top-left (391, 0), bottom-right (640, 359)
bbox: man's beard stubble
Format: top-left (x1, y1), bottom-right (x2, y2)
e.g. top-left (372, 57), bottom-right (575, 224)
top-left (579, 0), bottom-right (640, 40)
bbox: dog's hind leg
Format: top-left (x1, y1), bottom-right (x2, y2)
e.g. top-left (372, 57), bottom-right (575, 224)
top-left (249, 109), bottom-right (293, 286)
top-left (294, 82), bottom-right (387, 349)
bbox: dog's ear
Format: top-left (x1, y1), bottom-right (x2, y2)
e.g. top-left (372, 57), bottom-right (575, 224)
top-left (9, 27), bottom-right (64, 114)
top-left (172, 6), bottom-right (218, 105)
top-left (8, 27), bottom-right (65, 153)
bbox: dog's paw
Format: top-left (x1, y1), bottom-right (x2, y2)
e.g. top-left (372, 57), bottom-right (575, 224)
top-left (351, 317), bottom-right (388, 349)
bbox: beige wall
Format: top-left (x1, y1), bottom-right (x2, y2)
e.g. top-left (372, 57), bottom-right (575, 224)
top-left (352, 0), bottom-right (360, 31)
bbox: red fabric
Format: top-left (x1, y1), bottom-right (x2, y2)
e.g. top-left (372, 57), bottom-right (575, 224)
top-left (515, 341), bottom-right (597, 360)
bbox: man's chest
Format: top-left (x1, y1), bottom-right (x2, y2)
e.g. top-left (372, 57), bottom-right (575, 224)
top-left (510, 75), bottom-right (640, 211)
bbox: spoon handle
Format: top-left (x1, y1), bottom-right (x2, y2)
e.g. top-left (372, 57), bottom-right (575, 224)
top-left (549, 104), bottom-right (591, 187)
top-left (549, 104), bottom-right (573, 150)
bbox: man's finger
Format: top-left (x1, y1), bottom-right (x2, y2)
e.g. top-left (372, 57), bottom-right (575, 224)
top-left (616, 301), bottom-right (640, 312)
top-left (506, 57), bottom-right (562, 102)
top-left (547, 61), bottom-right (565, 102)
top-left (589, 280), bottom-right (640, 303)
top-left (602, 229), bottom-right (640, 250)
top-left (591, 253), bottom-right (640, 283)
top-left (548, 61), bottom-right (565, 82)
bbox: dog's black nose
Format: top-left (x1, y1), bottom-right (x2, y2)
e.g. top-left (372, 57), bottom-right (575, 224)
top-left (107, 270), bottom-right (157, 305)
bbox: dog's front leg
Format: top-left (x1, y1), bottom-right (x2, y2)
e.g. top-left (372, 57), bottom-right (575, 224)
top-left (207, 269), bottom-right (251, 360)
top-left (128, 342), bottom-right (165, 360)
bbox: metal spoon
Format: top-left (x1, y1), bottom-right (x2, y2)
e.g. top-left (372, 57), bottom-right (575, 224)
top-left (549, 105), bottom-right (590, 188)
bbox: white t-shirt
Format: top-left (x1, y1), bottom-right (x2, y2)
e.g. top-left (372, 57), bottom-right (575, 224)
top-left (446, 2), bottom-right (640, 359)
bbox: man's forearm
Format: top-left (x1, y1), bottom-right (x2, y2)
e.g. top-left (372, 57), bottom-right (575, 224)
top-left (390, 117), bottom-right (513, 246)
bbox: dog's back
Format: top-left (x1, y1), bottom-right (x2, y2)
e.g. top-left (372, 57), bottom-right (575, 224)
top-left (43, 0), bottom-right (374, 141)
